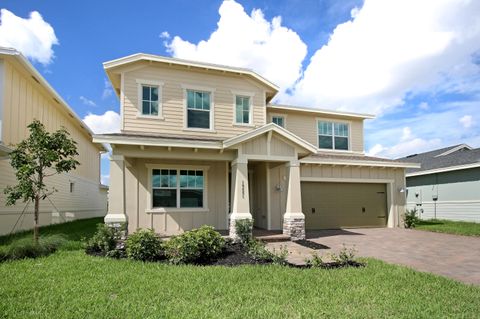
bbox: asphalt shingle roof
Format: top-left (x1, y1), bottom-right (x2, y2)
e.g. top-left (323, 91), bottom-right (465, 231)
top-left (397, 144), bottom-right (480, 173)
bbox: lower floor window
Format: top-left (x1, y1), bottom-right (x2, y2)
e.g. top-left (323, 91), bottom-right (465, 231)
top-left (152, 169), bottom-right (204, 208)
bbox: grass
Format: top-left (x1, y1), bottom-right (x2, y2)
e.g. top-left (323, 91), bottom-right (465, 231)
top-left (416, 219), bottom-right (480, 237)
top-left (0, 217), bottom-right (103, 250)
top-left (0, 218), bottom-right (479, 318)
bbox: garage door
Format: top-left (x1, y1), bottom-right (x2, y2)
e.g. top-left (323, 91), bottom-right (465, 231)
top-left (301, 182), bottom-right (387, 229)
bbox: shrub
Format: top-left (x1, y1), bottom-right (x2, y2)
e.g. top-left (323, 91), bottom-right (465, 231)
top-left (404, 208), bottom-right (419, 229)
top-left (1, 235), bottom-right (67, 261)
top-left (247, 240), bottom-right (288, 265)
top-left (329, 245), bottom-right (357, 266)
top-left (164, 225), bottom-right (225, 264)
top-left (126, 229), bottom-right (163, 261)
top-left (234, 219), bottom-right (253, 244)
top-left (84, 223), bottom-right (119, 256)
top-left (305, 253), bottom-right (324, 268)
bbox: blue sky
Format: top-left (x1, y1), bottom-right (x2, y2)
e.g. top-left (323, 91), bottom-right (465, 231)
top-left (1, 0), bottom-right (479, 184)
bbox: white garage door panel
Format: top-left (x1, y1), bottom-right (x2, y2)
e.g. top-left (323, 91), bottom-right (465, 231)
top-left (301, 182), bottom-right (387, 229)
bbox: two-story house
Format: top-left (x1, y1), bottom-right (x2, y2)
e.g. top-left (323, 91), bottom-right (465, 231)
top-left (94, 53), bottom-right (418, 240)
top-left (0, 47), bottom-right (108, 235)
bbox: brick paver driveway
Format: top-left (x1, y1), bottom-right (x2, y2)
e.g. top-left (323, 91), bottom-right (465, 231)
top-left (268, 228), bottom-right (480, 285)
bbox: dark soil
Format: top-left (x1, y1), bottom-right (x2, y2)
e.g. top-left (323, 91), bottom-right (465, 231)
top-left (209, 242), bottom-right (270, 266)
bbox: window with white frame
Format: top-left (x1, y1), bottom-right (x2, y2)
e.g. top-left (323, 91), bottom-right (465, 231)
top-left (235, 96), bottom-right (251, 124)
top-left (318, 121), bottom-right (349, 150)
top-left (272, 116), bottom-right (285, 128)
top-left (151, 169), bottom-right (204, 208)
top-left (187, 90), bottom-right (211, 129)
top-left (141, 85), bottom-right (159, 116)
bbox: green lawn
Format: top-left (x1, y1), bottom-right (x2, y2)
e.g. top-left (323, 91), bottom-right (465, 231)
top-left (0, 218), bottom-right (479, 318)
top-left (416, 219), bottom-right (480, 237)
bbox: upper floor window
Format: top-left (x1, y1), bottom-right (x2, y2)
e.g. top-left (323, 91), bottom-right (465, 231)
top-left (272, 116), bottom-right (285, 128)
top-left (187, 90), bottom-right (211, 129)
top-left (318, 121), bottom-right (349, 150)
top-left (235, 96), bottom-right (251, 124)
top-left (141, 85), bottom-right (159, 116)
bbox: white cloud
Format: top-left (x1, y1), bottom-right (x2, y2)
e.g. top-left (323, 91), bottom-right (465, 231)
top-left (165, 0), bottom-right (307, 91)
top-left (102, 78), bottom-right (113, 99)
top-left (0, 9), bottom-right (58, 65)
top-left (82, 110), bottom-right (120, 134)
top-left (79, 96), bottom-right (96, 107)
top-left (285, 0), bottom-right (480, 114)
top-left (419, 102), bottom-right (430, 110)
top-left (101, 174), bottom-right (110, 186)
top-left (160, 31), bottom-right (170, 39)
top-left (367, 126), bottom-right (442, 158)
top-left (459, 115), bottom-right (473, 128)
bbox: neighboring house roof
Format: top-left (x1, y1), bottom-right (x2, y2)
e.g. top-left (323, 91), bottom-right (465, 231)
top-left (301, 153), bottom-right (419, 168)
top-left (0, 47), bottom-right (107, 152)
top-left (103, 53), bottom-right (279, 101)
top-left (398, 144), bottom-right (480, 176)
top-left (267, 104), bottom-right (375, 120)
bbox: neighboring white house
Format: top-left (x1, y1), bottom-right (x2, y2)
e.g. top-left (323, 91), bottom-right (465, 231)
top-left (0, 47), bottom-right (108, 235)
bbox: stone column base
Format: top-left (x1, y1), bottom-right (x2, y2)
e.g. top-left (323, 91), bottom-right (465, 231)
top-left (228, 213), bottom-right (252, 241)
top-left (283, 216), bottom-right (305, 241)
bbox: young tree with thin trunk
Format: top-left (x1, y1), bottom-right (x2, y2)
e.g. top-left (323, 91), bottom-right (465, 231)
top-left (4, 120), bottom-right (79, 243)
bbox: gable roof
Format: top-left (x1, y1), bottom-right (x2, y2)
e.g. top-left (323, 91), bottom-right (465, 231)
top-left (223, 123), bottom-right (318, 154)
top-left (103, 53), bottom-right (279, 100)
top-left (0, 47), bottom-right (106, 152)
top-left (398, 144), bottom-right (480, 176)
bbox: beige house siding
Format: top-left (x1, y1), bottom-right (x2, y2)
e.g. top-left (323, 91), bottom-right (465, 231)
top-left (121, 157), bottom-right (228, 235)
top-left (0, 159), bottom-right (107, 235)
top-left (1, 58), bottom-right (101, 183)
top-left (121, 64), bottom-right (267, 139)
top-left (266, 109), bottom-right (364, 153)
top-left (0, 56), bottom-right (107, 235)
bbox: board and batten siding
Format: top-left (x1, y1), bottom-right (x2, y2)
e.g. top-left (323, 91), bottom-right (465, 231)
top-left (122, 65), bottom-right (267, 139)
top-left (122, 157), bottom-right (228, 235)
top-left (266, 109), bottom-right (364, 153)
top-left (0, 58), bottom-right (107, 235)
top-left (406, 168), bottom-right (480, 222)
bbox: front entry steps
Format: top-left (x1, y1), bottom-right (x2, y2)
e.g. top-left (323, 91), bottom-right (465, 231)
top-left (253, 229), bottom-right (291, 242)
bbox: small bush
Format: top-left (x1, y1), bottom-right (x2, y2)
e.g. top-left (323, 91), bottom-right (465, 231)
top-left (234, 219), bottom-right (253, 244)
top-left (0, 235), bottom-right (67, 261)
top-left (126, 229), bottom-right (163, 262)
top-left (84, 223), bottom-right (120, 256)
top-left (247, 240), bottom-right (288, 265)
top-left (404, 208), bottom-right (419, 229)
top-left (329, 245), bottom-right (357, 266)
top-left (305, 253), bottom-right (324, 268)
top-left (164, 225), bottom-right (225, 264)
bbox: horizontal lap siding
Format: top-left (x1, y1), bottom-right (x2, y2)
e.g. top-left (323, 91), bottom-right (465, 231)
top-left (0, 160), bottom-right (107, 235)
top-left (123, 66), bottom-right (266, 139)
top-left (267, 110), bottom-right (364, 153)
top-left (2, 60), bottom-right (101, 183)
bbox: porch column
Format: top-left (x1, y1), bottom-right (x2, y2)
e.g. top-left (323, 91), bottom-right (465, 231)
top-left (283, 160), bottom-right (305, 240)
top-left (104, 155), bottom-right (128, 229)
top-left (229, 157), bottom-right (252, 240)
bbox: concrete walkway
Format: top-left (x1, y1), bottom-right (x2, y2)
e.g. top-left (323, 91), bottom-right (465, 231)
top-left (266, 228), bottom-right (480, 285)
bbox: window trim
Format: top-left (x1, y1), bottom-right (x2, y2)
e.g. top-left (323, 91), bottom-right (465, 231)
top-left (182, 84), bottom-right (215, 132)
top-left (145, 164), bottom-right (210, 213)
top-left (136, 79), bottom-right (164, 119)
top-left (270, 114), bottom-right (286, 128)
top-left (316, 118), bottom-right (352, 151)
top-left (231, 90), bottom-right (255, 127)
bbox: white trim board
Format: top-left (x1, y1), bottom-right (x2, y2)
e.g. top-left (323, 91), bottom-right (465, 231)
top-left (406, 162), bottom-right (480, 177)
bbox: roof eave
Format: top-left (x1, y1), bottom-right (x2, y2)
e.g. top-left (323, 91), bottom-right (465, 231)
top-left (267, 104), bottom-right (375, 120)
top-left (93, 134), bottom-right (223, 150)
top-left (301, 158), bottom-right (420, 169)
top-left (406, 162), bottom-right (480, 177)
